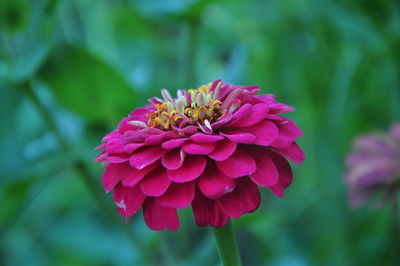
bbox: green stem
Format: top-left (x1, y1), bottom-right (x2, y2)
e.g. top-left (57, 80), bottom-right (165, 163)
top-left (213, 222), bottom-right (242, 266)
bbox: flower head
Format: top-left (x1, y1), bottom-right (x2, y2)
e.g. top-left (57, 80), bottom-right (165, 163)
top-left (95, 80), bottom-right (305, 230)
top-left (345, 123), bottom-right (400, 208)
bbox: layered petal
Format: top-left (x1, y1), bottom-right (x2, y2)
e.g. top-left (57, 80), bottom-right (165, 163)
top-left (129, 147), bottom-right (165, 169)
top-left (162, 149), bottom-right (186, 170)
top-left (143, 198), bottom-right (179, 231)
top-left (243, 120), bottom-right (279, 146)
top-left (208, 139), bottom-right (237, 161)
top-left (157, 182), bottom-right (195, 209)
top-left (182, 141), bottom-right (216, 155)
top-left (192, 190), bottom-right (229, 227)
top-left (113, 184), bottom-right (146, 221)
top-left (218, 178), bottom-right (261, 219)
top-left (198, 162), bottom-right (237, 199)
top-left (216, 149), bottom-right (256, 178)
top-left (102, 163), bottom-right (131, 192)
top-left (248, 148), bottom-right (279, 187)
top-left (122, 163), bottom-right (157, 187)
top-left (140, 167), bottom-right (171, 197)
top-left (220, 131), bottom-right (256, 144)
top-left (167, 155), bottom-right (207, 182)
top-left (272, 142), bottom-right (305, 164)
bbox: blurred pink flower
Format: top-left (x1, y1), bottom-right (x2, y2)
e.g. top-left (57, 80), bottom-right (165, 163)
top-left (345, 123), bottom-right (400, 208)
top-left (95, 80), bottom-right (305, 230)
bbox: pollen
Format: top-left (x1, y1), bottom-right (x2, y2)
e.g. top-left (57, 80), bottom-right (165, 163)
top-left (147, 82), bottom-right (223, 131)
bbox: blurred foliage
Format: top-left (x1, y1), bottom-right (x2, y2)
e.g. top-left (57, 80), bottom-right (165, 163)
top-left (0, 0), bottom-right (399, 265)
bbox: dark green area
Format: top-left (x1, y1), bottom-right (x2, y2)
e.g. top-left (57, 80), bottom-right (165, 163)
top-left (0, 0), bottom-right (399, 265)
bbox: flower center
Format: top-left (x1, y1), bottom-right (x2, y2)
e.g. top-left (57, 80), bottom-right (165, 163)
top-left (147, 83), bottom-right (224, 130)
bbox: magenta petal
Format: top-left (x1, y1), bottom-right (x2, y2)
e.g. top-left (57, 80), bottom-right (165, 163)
top-left (102, 163), bottom-right (130, 193)
top-left (129, 147), bottom-right (165, 169)
top-left (248, 149), bottom-right (279, 187)
top-left (162, 138), bottom-right (187, 150)
top-left (140, 167), bottom-right (171, 197)
top-left (105, 153), bottom-right (130, 163)
top-left (157, 182), bottom-right (195, 209)
top-left (182, 141), bottom-right (216, 155)
top-left (192, 190), bottom-right (229, 227)
top-left (272, 142), bottom-right (305, 164)
top-left (267, 150), bottom-right (294, 198)
top-left (269, 102), bottom-right (295, 114)
top-left (145, 131), bottom-right (180, 145)
top-left (162, 149), bottom-right (186, 170)
top-left (124, 143), bottom-right (145, 153)
top-left (122, 163), bottom-right (157, 187)
top-left (143, 198), bottom-right (179, 231)
top-left (216, 149), bottom-right (256, 178)
top-left (243, 120), bottom-right (279, 146)
top-left (218, 178), bottom-right (261, 219)
top-left (167, 155), bottom-right (207, 182)
top-left (220, 131), bottom-right (256, 144)
top-left (113, 184), bottom-right (146, 220)
top-left (198, 162), bottom-right (237, 199)
top-left (190, 133), bottom-right (224, 143)
top-left (208, 139), bottom-right (237, 161)
top-left (227, 103), bottom-right (252, 125)
top-left (234, 103), bottom-right (269, 127)
top-left (271, 124), bottom-right (297, 148)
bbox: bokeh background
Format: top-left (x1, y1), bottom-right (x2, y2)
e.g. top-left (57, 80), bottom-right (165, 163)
top-left (1, 0), bottom-right (399, 265)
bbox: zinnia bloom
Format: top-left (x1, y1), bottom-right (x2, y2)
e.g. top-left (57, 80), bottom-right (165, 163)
top-left (95, 80), bottom-right (305, 230)
top-left (345, 123), bottom-right (400, 208)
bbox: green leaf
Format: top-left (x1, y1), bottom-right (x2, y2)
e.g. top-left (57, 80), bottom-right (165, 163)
top-left (38, 45), bottom-right (137, 123)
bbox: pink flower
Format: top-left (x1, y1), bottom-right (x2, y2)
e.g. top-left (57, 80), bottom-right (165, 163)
top-left (345, 123), bottom-right (400, 208)
top-left (95, 80), bottom-right (305, 230)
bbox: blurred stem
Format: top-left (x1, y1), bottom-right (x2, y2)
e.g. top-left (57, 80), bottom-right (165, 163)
top-left (213, 222), bottom-right (242, 266)
top-left (183, 19), bottom-right (199, 88)
top-left (22, 82), bottom-right (157, 265)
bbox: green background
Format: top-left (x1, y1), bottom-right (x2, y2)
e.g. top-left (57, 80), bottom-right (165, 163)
top-left (1, 0), bottom-right (399, 265)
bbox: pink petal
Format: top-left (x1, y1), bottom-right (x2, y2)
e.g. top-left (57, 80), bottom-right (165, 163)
top-left (162, 138), bottom-right (188, 150)
top-left (220, 131), bottom-right (256, 144)
top-left (105, 153), bottom-right (130, 163)
top-left (123, 143), bottom-right (145, 153)
top-left (216, 149), bottom-right (256, 178)
top-left (271, 142), bottom-right (305, 164)
top-left (217, 178), bottom-right (261, 219)
top-left (157, 182), bottom-right (195, 209)
top-left (122, 163), bottom-right (157, 187)
top-left (129, 107), bottom-right (150, 121)
top-left (182, 141), bottom-right (216, 155)
top-left (269, 103), bottom-right (295, 114)
top-left (267, 151), bottom-right (294, 198)
top-left (227, 103), bottom-right (252, 125)
top-left (191, 190), bottom-right (229, 227)
top-left (167, 155), bottom-right (207, 183)
top-left (234, 103), bottom-right (269, 127)
top-left (211, 113), bottom-right (233, 129)
top-left (143, 198), bottom-right (179, 231)
top-left (145, 131), bottom-right (180, 145)
top-left (208, 139), bottom-right (237, 161)
top-left (113, 184), bottom-right (146, 221)
top-left (270, 124), bottom-right (297, 148)
top-left (105, 137), bottom-right (125, 153)
top-left (162, 149), bottom-right (186, 170)
top-left (190, 133), bottom-right (224, 143)
top-left (129, 147), bottom-right (165, 170)
top-left (140, 167), bottom-right (171, 197)
top-left (198, 162), bottom-right (237, 199)
top-left (102, 163), bottom-right (131, 193)
top-left (248, 148), bottom-right (279, 187)
top-left (243, 120), bottom-right (279, 146)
